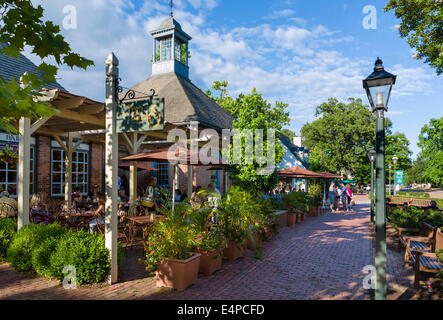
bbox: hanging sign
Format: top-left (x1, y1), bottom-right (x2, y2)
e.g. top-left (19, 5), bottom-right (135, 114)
top-left (395, 170), bottom-right (404, 185)
top-left (117, 98), bottom-right (164, 133)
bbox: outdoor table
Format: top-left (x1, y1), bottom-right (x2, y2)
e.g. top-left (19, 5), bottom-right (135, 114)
top-left (53, 212), bottom-right (96, 230)
top-left (127, 215), bottom-right (162, 244)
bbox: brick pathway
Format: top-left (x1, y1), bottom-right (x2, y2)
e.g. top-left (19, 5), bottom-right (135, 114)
top-left (0, 199), bottom-right (415, 300)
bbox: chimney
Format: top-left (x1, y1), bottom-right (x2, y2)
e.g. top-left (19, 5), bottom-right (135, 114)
top-left (293, 136), bottom-right (302, 147)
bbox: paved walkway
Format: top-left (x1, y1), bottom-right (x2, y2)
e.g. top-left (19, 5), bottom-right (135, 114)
top-left (0, 200), bottom-right (415, 300)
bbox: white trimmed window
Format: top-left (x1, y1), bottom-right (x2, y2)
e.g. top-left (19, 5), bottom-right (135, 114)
top-left (0, 144), bottom-right (34, 197)
top-left (51, 148), bottom-right (89, 197)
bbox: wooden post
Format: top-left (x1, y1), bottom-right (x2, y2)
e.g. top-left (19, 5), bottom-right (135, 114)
top-left (129, 133), bottom-right (137, 205)
top-left (187, 165), bottom-right (193, 198)
top-left (64, 133), bottom-right (73, 207)
top-left (105, 52), bottom-right (119, 284)
top-left (18, 117), bottom-right (31, 229)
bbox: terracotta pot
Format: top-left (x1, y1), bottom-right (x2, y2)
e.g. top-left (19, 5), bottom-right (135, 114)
top-left (194, 248), bottom-right (222, 276)
top-left (264, 225), bottom-right (273, 241)
top-left (309, 206), bottom-right (319, 217)
top-left (223, 240), bottom-right (245, 261)
top-left (295, 213), bottom-right (301, 223)
top-left (247, 233), bottom-right (262, 250)
top-left (278, 212), bottom-right (287, 230)
top-left (287, 213), bottom-right (296, 227)
top-left (156, 252), bottom-right (201, 291)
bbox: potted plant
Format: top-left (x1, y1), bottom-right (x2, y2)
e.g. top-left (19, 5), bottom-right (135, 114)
top-left (0, 144), bottom-right (18, 164)
top-left (307, 183), bottom-right (323, 217)
top-left (218, 186), bottom-right (253, 261)
top-left (192, 227), bottom-right (226, 275)
top-left (260, 213), bottom-right (278, 241)
top-left (189, 207), bottom-right (226, 275)
top-left (283, 192), bottom-right (298, 227)
top-left (140, 203), bottom-right (200, 291)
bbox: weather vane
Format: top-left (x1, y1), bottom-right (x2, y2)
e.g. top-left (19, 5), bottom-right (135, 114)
top-left (170, 0), bottom-right (173, 17)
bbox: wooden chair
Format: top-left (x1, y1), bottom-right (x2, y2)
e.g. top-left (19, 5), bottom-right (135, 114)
top-left (94, 213), bottom-right (129, 247)
top-left (0, 202), bottom-right (17, 218)
top-left (410, 228), bottom-right (443, 288)
top-left (397, 222), bottom-right (436, 252)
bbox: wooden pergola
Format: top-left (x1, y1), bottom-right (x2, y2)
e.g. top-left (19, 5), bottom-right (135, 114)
top-left (15, 88), bottom-right (106, 230)
top-left (15, 52), bottom-right (231, 284)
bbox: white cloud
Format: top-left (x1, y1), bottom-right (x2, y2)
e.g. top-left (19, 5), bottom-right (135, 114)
top-left (264, 9), bottom-right (296, 19)
top-left (24, 0), bottom-right (435, 136)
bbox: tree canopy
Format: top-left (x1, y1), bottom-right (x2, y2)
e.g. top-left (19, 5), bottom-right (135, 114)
top-left (206, 81), bottom-right (290, 192)
top-left (384, 0), bottom-right (443, 75)
top-left (0, 1), bottom-right (93, 132)
top-left (301, 97), bottom-right (412, 184)
top-left (418, 116), bottom-right (443, 186)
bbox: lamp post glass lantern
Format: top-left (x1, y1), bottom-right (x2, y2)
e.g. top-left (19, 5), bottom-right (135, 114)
top-left (363, 57), bottom-right (396, 301)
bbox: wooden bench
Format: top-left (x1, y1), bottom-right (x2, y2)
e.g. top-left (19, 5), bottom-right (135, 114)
top-left (410, 228), bottom-right (443, 288)
top-left (389, 196), bottom-right (431, 208)
top-left (397, 222), bottom-right (436, 252)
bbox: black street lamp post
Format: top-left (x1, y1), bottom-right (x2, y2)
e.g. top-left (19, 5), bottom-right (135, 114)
top-left (388, 163), bottom-right (392, 196)
top-left (368, 148), bottom-right (376, 224)
top-left (363, 57), bottom-right (396, 300)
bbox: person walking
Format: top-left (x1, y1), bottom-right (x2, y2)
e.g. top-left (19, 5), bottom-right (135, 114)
top-left (329, 182), bottom-right (337, 212)
top-left (345, 184), bottom-right (353, 212)
top-left (340, 183), bottom-right (347, 211)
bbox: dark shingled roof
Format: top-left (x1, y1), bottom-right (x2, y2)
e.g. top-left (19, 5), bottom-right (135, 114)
top-left (121, 72), bottom-right (233, 131)
top-left (0, 43), bottom-right (66, 91)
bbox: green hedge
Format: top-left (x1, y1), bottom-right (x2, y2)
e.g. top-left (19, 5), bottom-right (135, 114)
top-left (4, 223), bottom-right (124, 285)
top-left (49, 230), bottom-right (111, 285)
top-left (6, 223), bottom-right (68, 271)
top-left (0, 219), bottom-right (17, 261)
top-left (390, 207), bottom-right (443, 229)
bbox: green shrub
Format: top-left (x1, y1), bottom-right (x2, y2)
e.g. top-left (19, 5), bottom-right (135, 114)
top-left (32, 236), bottom-right (59, 277)
top-left (390, 206), bottom-right (424, 229)
top-left (6, 223), bottom-right (68, 271)
top-left (422, 210), bottom-right (443, 228)
top-left (49, 230), bottom-right (110, 285)
top-left (0, 218), bottom-right (17, 261)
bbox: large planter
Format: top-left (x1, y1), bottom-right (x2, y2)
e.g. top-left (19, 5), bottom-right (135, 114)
top-left (295, 213), bottom-right (302, 223)
top-left (156, 252), bottom-right (201, 291)
top-left (309, 206), bottom-right (319, 217)
top-left (287, 212), bottom-right (296, 227)
top-left (276, 211), bottom-right (287, 230)
top-left (223, 240), bottom-right (245, 261)
top-left (247, 233), bottom-right (262, 250)
top-left (194, 248), bottom-right (222, 276)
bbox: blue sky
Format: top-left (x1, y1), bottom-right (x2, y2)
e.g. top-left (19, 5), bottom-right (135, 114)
top-left (29, 0), bottom-right (442, 158)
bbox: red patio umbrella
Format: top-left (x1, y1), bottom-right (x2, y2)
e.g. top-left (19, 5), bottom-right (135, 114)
top-left (278, 166), bottom-right (324, 178)
top-left (120, 146), bottom-right (221, 165)
top-left (118, 162), bottom-right (158, 171)
top-left (319, 171), bottom-right (343, 180)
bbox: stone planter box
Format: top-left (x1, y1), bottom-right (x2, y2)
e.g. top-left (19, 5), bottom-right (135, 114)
top-left (194, 248), bottom-right (222, 276)
top-left (287, 212), bottom-right (296, 227)
top-left (156, 252), bottom-right (201, 291)
top-left (223, 240), bottom-right (245, 261)
top-left (274, 210), bottom-right (288, 230)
